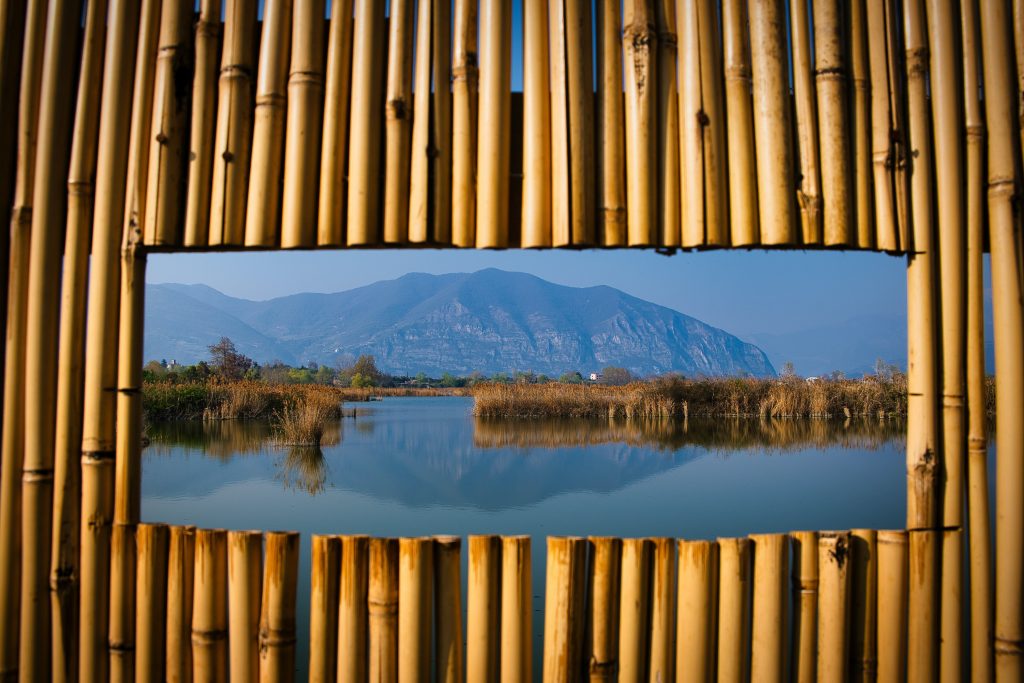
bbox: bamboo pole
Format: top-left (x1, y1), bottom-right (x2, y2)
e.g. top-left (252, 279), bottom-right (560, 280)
top-left (907, 530), bottom-right (938, 682)
top-left (337, 535), bottom-right (369, 683)
top-left (618, 538), bottom-right (651, 682)
top-left (192, 530), bottom-right (228, 683)
top-left (542, 537), bottom-right (586, 683)
top-left (849, 0), bottom-right (874, 249)
top-left (1016, 0), bottom-right (1024, 175)
top-left (317, 0), bottom-right (354, 246)
top-left (885, 0), bottom-right (910, 251)
top-left (623, 0), bottom-right (657, 247)
top-left (655, 0), bottom-right (680, 248)
top-left (676, 539), bottom-right (717, 683)
top-left (816, 532), bottom-right (851, 683)
top-left (368, 538), bottom-right (399, 683)
top-left (748, 0), bottom-right (795, 245)
top-left (789, 0), bottom-right (822, 244)
top-left (0, 0), bottom-right (26, 275)
top-left (433, 536), bottom-right (462, 683)
top-left (749, 533), bottom-right (788, 683)
top-left (467, 535), bottom-right (500, 683)
top-left (648, 537), bottom-right (675, 682)
top-left (310, 535), bottom-right (341, 683)
top-left (475, 0), bottom-right (512, 248)
top-left (183, 0), bottom-right (219, 247)
top-left (866, 0), bottom-right (899, 251)
top-left (500, 536), bottom-right (531, 683)
top-left (228, 530), bottom-right (262, 683)
top-left (166, 526), bottom-right (196, 683)
top-left (716, 538), bottom-right (751, 683)
top-left (208, 0), bottom-right (257, 246)
top-left (594, 0), bottom-right (624, 247)
top-left (694, 0), bottom-right (727, 246)
top-left (721, 0), bottom-right (758, 246)
top-left (876, 531), bottom-right (908, 683)
top-left (790, 531), bottom-right (818, 683)
top-left (940, 529), bottom-right (964, 683)
top-left (815, 0), bottom-right (853, 247)
top-left (346, 0), bottom-right (386, 246)
top-left (381, 0), bottom-right (414, 245)
top-left (849, 530), bottom-right (878, 682)
top-left (565, 0), bottom-right (595, 246)
top-left (280, 0), bottom-right (325, 248)
top-left (244, 0), bottom-right (293, 248)
top-left (979, 0), bottom-right (1024, 677)
top-left (260, 532), bottom-right (300, 683)
top-left (398, 538), bottom-right (433, 683)
top-left (135, 523), bottom-right (170, 683)
top-left (451, 0), bottom-right (479, 247)
top-left (586, 537), bottom-right (621, 682)
top-left (548, 0), bottom-right (569, 246)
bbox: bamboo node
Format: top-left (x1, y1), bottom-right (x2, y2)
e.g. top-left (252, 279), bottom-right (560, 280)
top-left (191, 629), bottom-right (228, 644)
top-left (452, 64), bottom-right (479, 84)
top-left (386, 98), bottom-right (408, 120)
top-left (82, 449), bottom-right (115, 463)
top-left (255, 93), bottom-right (286, 109)
top-left (108, 642), bottom-right (135, 653)
top-left (589, 657), bottom-right (617, 676)
top-left (994, 637), bottom-right (1024, 655)
top-left (21, 469), bottom-right (53, 483)
top-left (68, 180), bottom-right (95, 197)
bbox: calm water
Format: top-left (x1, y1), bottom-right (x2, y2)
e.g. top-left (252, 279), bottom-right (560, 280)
top-left (142, 396), bottom-right (918, 677)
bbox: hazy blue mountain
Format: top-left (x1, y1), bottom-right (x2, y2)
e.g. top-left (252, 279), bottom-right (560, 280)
top-left (145, 269), bottom-right (776, 377)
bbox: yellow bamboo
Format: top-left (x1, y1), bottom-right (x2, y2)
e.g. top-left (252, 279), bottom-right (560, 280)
top-left (698, 0), bottom-right (727, 246)
top-left (398, 537), bottom-right (433, 683)
top-left (624, 0), bottom-right (657, 246)
top-left (183, 0), bottom-right (219, 247)
top-left (814, 0), bottom-right (853, 247)
top-left (192, 529), bottom-right (228, 683)
top-left (475, 0), bottom-right (512, 248)
top-left (655, 0), bottom-right (679, 248)
top-left (542, 537), bottom-right (586, 683)
top-left (382, 0), bottom-right (415, 245)
top-left (451, 0), bottom-right (479, 247)
top-left (259, 531), bottom-right (300, 683)
top-left (749, 533), bottom-right (788, 683)
top-left (135, 523), bottom-right (170, 683)
top-left (676, 539), bottom-right (717, 683)
top-left (816, 532), bottom-right (851, 683)
top-left (885, 0), bottom-right (910, 251)
top-left (594, 0), bottom-right (624, 246)
top-left (586, 537), bottom-right (621, 681)
top-left (789, 0), bottom-right (822, 244)
top-left (849, 530), bottom-right (878, 682)
top-left (280, 0), bottom-right (326, 248)
top-left (228, 530), bottom-right (262, 683)
top-left (317, 0), bottom-right (354, 246)
top-left (716, 538), bottom-right (751, 683)
top-left (0, 0), bottom-right (26, 265)
top-left (849, 0), bottom-right (874, 249)
top-left (876, 530), bottom-right (908, 683)
top-left (208, 0), bottom-right (257, 246)
top-left (548, 0), bottom-right (569, 246)
top-left (618, 538), bottom-right (651, 682)
top-left (721, 0), bottom-right (758, 246)
top-left (940, 529), bottom-right (964, 683)
top-left (368, 537), bottom-right (398, 683)
top-left (500, 536), bottom-right (531, 683)
top-left (166, 526), bottom-right (196, 683)
top-left (907, 530), bottom-right (938, 682)
top-left (337, 535), bottom-right (369, 683)
top-left (1016, 0), bottom-right (1024, 176)
top-left (866, 0), bottom-right (899, 251)
top-left (433, 536), bottom-right (463, 683)
top-left (309, 535), bottom-right (341, 683)
top-left (467, 535), bottom-right (500, 683)
top-left (648, 537), bottom-right (675, 682)
top-left (790, 531), bottom-right (818, 683)
top-left (565, 0), bottom-right (595, 246)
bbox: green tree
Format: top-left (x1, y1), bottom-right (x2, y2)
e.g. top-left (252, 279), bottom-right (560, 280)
top-left (558, 371), bottom-right (583, 384)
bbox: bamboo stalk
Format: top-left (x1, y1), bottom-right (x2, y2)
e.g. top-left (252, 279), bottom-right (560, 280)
top-left (368, 538), bottom-right (398, 683)
top-left (381, 0), bottom-right (414, 245)
top-left (849, 530), bottom-right (878, 682)
top-left (548, 0), bottom-right (569, 246)
top-left (789, 0), bottom-right (822, 244)
top-left (0, 0), bottom-right (26, 287)
top-left (866, 0), bottom-right (899, 251)
top-left (183, 0), bottom-right (219, 247)
top-left (192, 529), bottom-right (228, 683)
top-left (655, 0), bottom-right (680, 248)
top-left (876, 531), bottom-right (908, 683)
top-left (467, 535), bottom-right (500, 683)
top-left (814, 0), bottom-right (853, 247)
top-left (1016, 0), bottom-right (1024, 176)
top-left (586, 537), bottom-right (621, 682)
top-left (698, 0), bottom-right (727, 246)
top-left (749, 533), bottom-right (788, 683)
top-left (244, 0), bottom-right (293, 248)
top-left (940, 529), bottom-right (963, 683)
top-left (542, 537), bottom-right (586, 683)
top-left (907, 529), bottom-right (938, 682)
top-left (748, 0), bottom-right (795, 245)
top-left (397, 538), bottom-right (433, 683)
top-left (565, 0), bottom-right (595, 246)
top-left (500, 536), bottom-right (531, 683)
top-left (648, 537), bottom-right (675, 681)
top-left (208, 0), bottom-right (257, 246)
top-left (849, 0), bottom-right (874, 249)
top-left (228, 530), bottom-right (262, 683)
top-left (166, 526), bottom-right (196, 683)
top-left (618, 538), bottom-right (651, 682)
top-left (721, 0), bottom-right (758, 246)
top-left (790, 531), bottom-right (818, 683)
top-left (594, 0), bottom-right (624, 247)
top-left (451, 0), bottom-right (479, 247)
top-left (122, 0), bottom-right (161, 242)
top-left (346, 0), bottom-right (386, 246)
top-left (433, 536), bottom-right (462, 683)
top-left (475, 0), bottom-right (512, 248)
top-left (260, 531), bottom-right (300, 683)
top-left (676, 539), bottom-right (717, 683)
top-left (337, 535), bottom-right (369, 683)
top-left (885, 0), bottom-right (910, 251)
top-left (816, 532), bottom-right (851, 683)
top-left (310, 535), bottom-right (341, 683)
top-left (716, 538), bottom-right (751, 683)
top-left (317, 0), bottom-right (354, 246)
top-left (624, 0), bottom-right (657, 247)
top-left (135, 523), bottom-right (170, 683)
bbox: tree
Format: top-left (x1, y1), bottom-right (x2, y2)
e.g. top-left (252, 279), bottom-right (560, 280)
top-left (601, 366), bottom-right (634, 385)
top-left (207, 337), bottom-right (256, 380)
top-left (558, 371), bottom-right (584, 384)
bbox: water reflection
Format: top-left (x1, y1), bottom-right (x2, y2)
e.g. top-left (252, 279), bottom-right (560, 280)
top-left (277, 447), bottom-right (329, 495)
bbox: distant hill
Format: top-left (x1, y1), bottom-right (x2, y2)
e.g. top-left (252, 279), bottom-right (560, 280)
top-left (145, 269), bottom-right (776, 378)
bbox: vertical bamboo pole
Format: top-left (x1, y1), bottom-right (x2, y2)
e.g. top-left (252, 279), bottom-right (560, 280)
top-left (433, 536), bottom-right (462, 683)
top-left (750, 533), bottom-right (788, 683)
top-left (1016, 0), bottom-right (1024, 176)
top-left (280, 0), bottom-right (326, 248)
top-left (790, 0), bottom-right (822, 245)
top-left (618, 538), bottom-right (651, 682)
top-left (337, 535), bottom-right (369, 683)
top-left (467, 535), bottom-right (500, 683)
top-left (208, 0), bottom-right (257, 246)
top-left (979, 0), bottom-right (1024, 678)
top-left (368, 538), bottom-right (399, 683)
top-left (790, 531), bottom-right (818, 683)
top-left (866, 0), bottom-right (899, 251)
top-left (586, 537), bottom-right (621, 681)
top-left (548, 0), bottom-right (569, 246)
top-left (748, 0), bottom-right (795, 245)
top-left (676, 539), bottom-right (717, 683)
top-left (500, 536), bottom-right (531, 683)
top-left (849, 0), bottom-right (874, 249)
top-left (849, 530), bottom-right (878, 682)
top-left (716, 538), bottom-right (751, 683)
top-left (260, 531), bottom-right (300, 683)
top-left (698, 0), bottom-right (727, 247)
top-left (885, 0), bottom-right (910, 251)
top-left (565, 0), bottom-right (595, 246)
top-left (908, 530), bottom-right (938, 682)
top-left (166, 526), bottom-right (196, 683)
top-left (655, 0), bottom-right (680, 248)
top-left (648, 537), bottom-right (675, 681)
top-left (623, 0), bottom-right (657, 246)
top-left (0, 0), bottom-right (26, 270)
top-left (475, 0), bottom-right (512, 248)
top-left (382, 0), bottom-right (414, 245)
top-left (122, 0), bottom-right (161, 242)
top-left (816, 532), bottom-right (851, 683)
top-left (192, 529), bottom-right (228, 683)
top-left (721, 0), bottom-right (758, 246)
top-left (310, 535), bottom-right (341, 683)
top-left (876, 531), bottom-right (908, 683)
top-left (228, 530), bottom-right (262, 683)
top-left (183, 0), bottom-right (219, 247)
top-left (135, 523), bottom-right (170, 683)
top-left (398, 538), bottom-right (433, 683)
top-left (451, 0), bottom-right (479, 247)
top-left (815, 0), bottom-right (853, 247)
top-left (317, 0), bottom-right (354, 246)
top-left (594, 0), bottom-right (624, 247)
top-left (346, 0), bottom-right (386, 246)
top-left (542, 537), bottom-right (586, 683)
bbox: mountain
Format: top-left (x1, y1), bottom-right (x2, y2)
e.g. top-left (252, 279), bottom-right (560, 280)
top-left (145, 269), bottom-right (776, 377)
